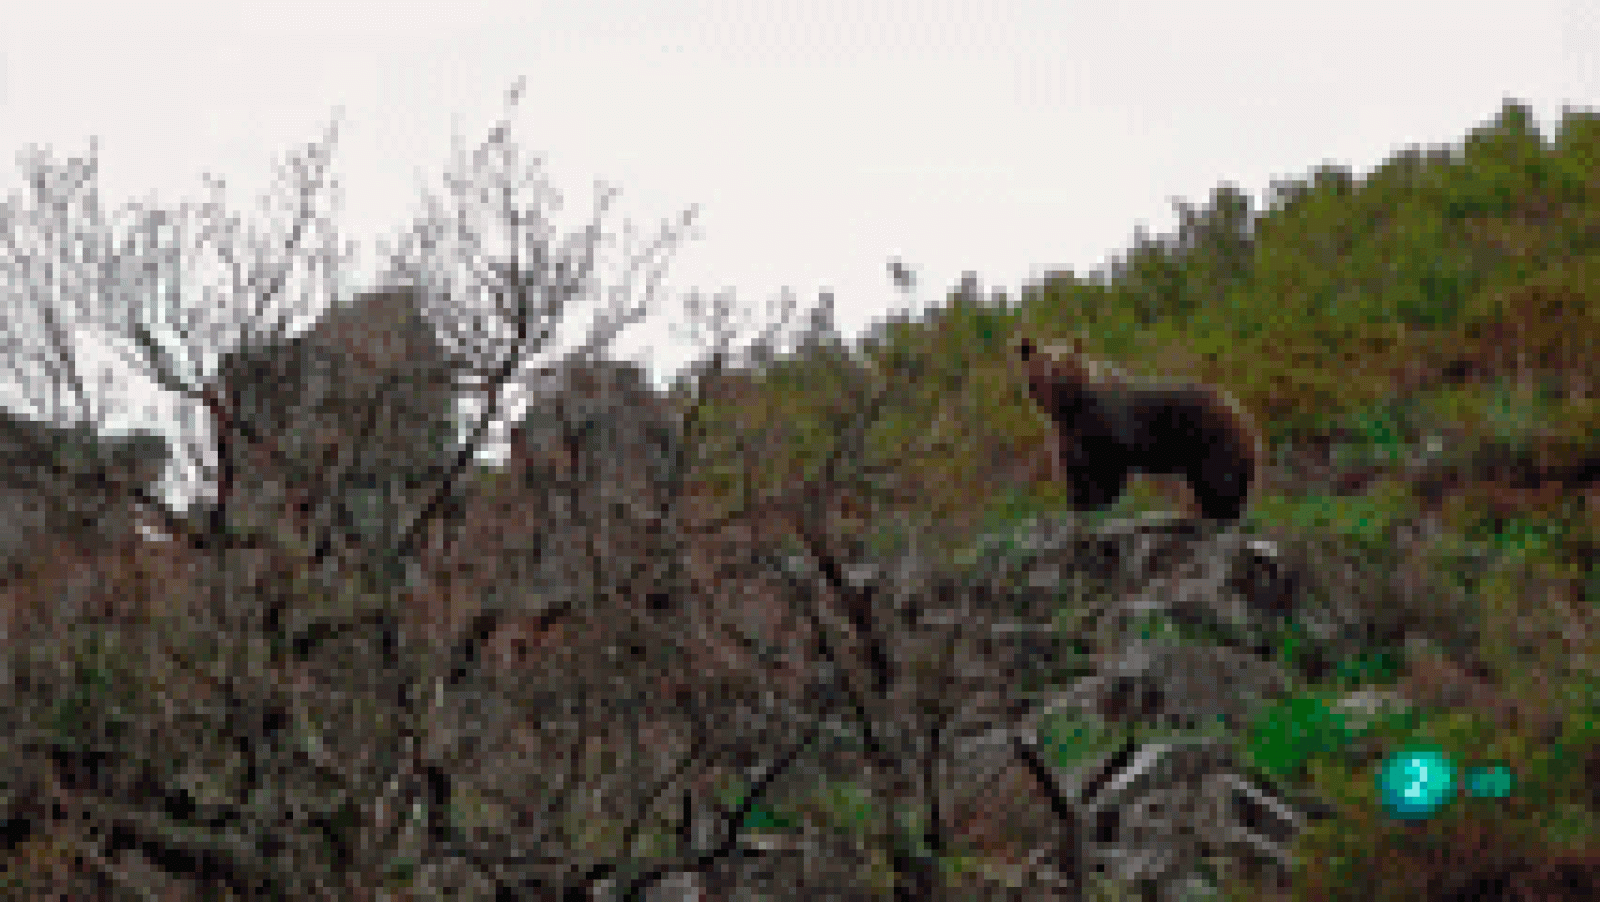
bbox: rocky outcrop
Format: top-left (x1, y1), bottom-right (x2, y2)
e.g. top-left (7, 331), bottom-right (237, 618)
top-left (939, 512), bottom-right (1339, 897)
top-left (210, 286), bottom-right (461, 576)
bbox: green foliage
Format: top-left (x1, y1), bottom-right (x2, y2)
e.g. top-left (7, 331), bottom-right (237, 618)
top-left (1249, 483), bottom-right (1413, 556)
top-left (1273, 607), bottom-right (1407, 690)
top-left (1472, 544), bottom-right (1595, 691)
top-left (1324, 649), bottom-right (1405, 689)
top-left (1034, 710), bottom-right (1111, 771)
top-left (1099, 183), bottom-right (1256, 328)
top-left (1246, 692), bottom-right (1357, 781)
top-left (49, 629), bottom-right (142, 752)
top-left (1038, 101), bottom-right (1593, 454)
top-left (793, 778), bottom-right (880, 837)
top-left (1343, 400), bottom-right (1420, 465)
top-left (1468, 512), bottom-right (1567, 557)
top-left (1289, 689), bottom-right (1600, 900)
top-left (973, 488), bottom-right (1070, 539)
top-left (1533, 684), bottom-right (1600, 816)
top-left (1021, 274), bottom-right (1126, 337)
top-left (935, 289), bottom-right (1014, 355)
top-left (1385, 217), bottom-right (1477, 327)
top-left (1446, 100), bottom-right (1551, 220)
top-left (1421, 381), bottom-right (1564, 448)
top-left (738, 799), bottom-right (801, 835)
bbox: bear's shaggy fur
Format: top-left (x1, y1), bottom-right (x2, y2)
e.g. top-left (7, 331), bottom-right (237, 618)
top-left (1017, 336), bottom-right (1261, 523)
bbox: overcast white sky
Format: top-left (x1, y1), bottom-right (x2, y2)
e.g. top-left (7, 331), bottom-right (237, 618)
top-left (1, 1), bottom-right (1595, 507)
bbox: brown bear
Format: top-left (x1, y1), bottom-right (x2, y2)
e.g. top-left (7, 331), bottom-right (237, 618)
top-left (1017, 335), bottom-right (1261, 523)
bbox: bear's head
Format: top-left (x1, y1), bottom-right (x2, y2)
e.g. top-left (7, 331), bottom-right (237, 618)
top-left (1015, 335), bottom-right (1128, 414)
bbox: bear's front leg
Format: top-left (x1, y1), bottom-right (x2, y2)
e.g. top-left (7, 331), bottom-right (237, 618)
top-left (1066, 463), bottom-right (1128, 509)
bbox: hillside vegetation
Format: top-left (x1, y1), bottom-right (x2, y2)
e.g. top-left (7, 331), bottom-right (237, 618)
top-left (685, 98), bottom-right (1600, 898)
top-left (708, 99), bottom-right (1598, 562)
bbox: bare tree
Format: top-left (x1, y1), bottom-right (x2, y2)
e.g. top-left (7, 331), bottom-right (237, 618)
top-left (0, 78), bottom-right (748, 900)
top-left (0, 75), bottom-right (1317, 902)
top-left (888, 256), bottom-right (916, 291)
top-left (4, 69), bottom-right (974, 900)
top-left (0, 140), bottom-right (174, 573)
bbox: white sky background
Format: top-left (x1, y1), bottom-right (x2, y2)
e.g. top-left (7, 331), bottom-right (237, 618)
top-left (1, 1), bottom-right (1595, 511)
